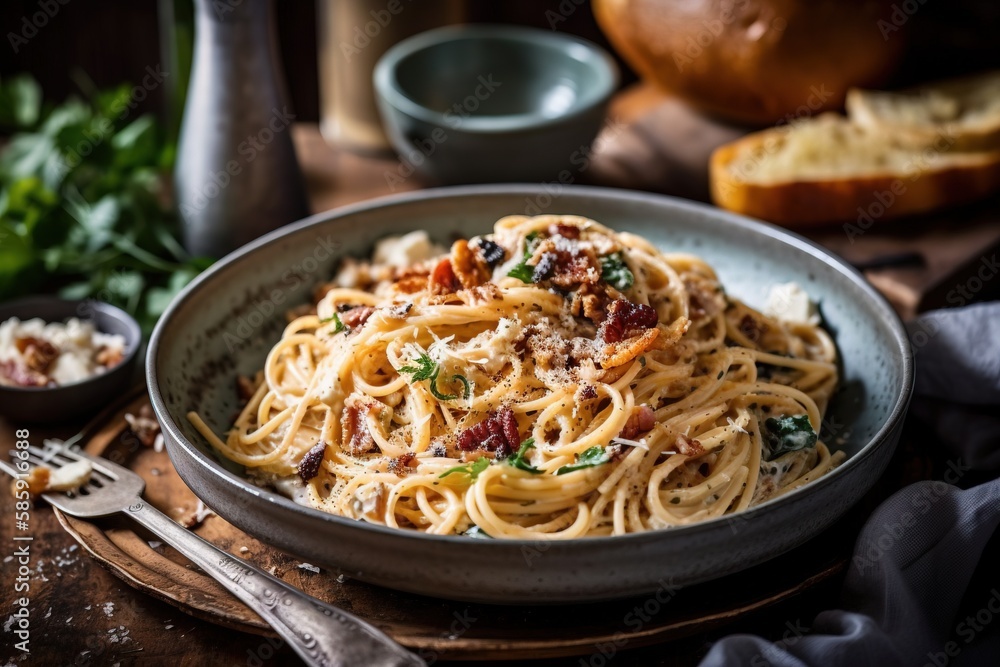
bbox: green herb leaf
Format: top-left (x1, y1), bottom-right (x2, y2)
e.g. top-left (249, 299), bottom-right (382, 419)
top-left (556, 446), bottom-right (611, 475)
top-left (399, 353), bottom-right (436, 382)
top-left (508, 438), bottom-right (542, 474)
top-left (319, 312), bottom-right (346, 333)
top-left (600, 252), bottom-right (634, 291)
top-left (764, 415), bottom-right (818, 460)
top-left (506, 230), bottom-right (543, 283)
top-left (440, 457), bottom-right (490, 481)
top-left (451, 374), bottom-right (471, 399)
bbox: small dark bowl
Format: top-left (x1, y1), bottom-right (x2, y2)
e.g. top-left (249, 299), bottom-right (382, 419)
top-left (0, 297), bottom-right (141, 423)
top-left (374, 24), bottom-right (619, 184)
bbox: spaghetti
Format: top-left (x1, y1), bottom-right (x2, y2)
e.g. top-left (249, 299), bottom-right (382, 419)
top-left (189, 215), bottom-right (843, 539)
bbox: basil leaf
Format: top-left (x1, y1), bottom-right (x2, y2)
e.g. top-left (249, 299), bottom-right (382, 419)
top-left (600, 252), bottom-right (634, 291)
top-left (319, 312), bottom-right (345, 333)
top-left (765, 415), bottom-right (818, 460)
top-left (440, 457), bottom-right (490, 481)
top-left (556, 446), bottom-right (611, 475)
top-left (508, 438), bottom-right (542, 474)
top-left (506, 230), bottom-right (543, 283)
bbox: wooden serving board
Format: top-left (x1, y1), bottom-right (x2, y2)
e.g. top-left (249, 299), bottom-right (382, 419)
top-left (55, 390), bottom-right (868, 661)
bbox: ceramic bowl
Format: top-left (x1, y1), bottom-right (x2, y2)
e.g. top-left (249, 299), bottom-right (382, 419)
top-left (147, 185), bottom-right (913, 604)
top-left (373, 25), bottom-right (619, 184)
top-left (0, 297), bottom-right (141, 423)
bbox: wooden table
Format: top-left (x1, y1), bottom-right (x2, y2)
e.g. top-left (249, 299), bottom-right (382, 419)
top-left (2, 84), bottom-right (997, 666)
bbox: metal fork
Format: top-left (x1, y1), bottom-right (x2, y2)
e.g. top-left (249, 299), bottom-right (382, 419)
top-left (2, 445), bottom-right (424, 667)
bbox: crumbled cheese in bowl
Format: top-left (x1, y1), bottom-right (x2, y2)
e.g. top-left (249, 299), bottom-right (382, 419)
top-left (0, 317), bottom-right (126, 388)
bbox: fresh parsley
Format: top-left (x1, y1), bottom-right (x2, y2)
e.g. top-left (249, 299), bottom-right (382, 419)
top-left (398, 353), bottom-right (471, 401)
top-left (600, 252), bottom-right (634, 291)
top-left (556, 446), bottom-right (611, 475)
top-left (506, 231), bottom-right (542, 283)
top-left (0, 74), bottom-right (211, 332)
top-left (764, 415), bottom-right (818, 460)
top-left (319, 312), bottom-right (345, 333)
top-left (507, 437), bottom-right (542, 474)
top-left (440, 457), bottom-right (490, 481)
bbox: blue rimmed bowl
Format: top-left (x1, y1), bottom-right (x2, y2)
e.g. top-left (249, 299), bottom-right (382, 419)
top-left (373, 25), bottom-right (619, 184)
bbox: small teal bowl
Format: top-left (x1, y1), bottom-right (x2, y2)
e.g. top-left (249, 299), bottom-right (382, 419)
top-left (373, 24), bottom-right (619, 184)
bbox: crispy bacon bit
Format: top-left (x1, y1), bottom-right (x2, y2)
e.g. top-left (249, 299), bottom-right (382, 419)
top-left (395, 275), bottom-right (429, 294)
top-left (599, 299), bottom-right (659, 344)
top-left (532, 252), bottom-right (558, 282)
top-left (341, 306), bottom-right (375, 328)
top-left (125, 404), bottom-right (161, 448)
top-left (451, 239), bottom-right (490, 289)
top-left (429, 258), bottom-right (461, 295)
top-left (579, 385), bottom-right (598, 401)
top-left (570, 283), bottom-right (609, 324)
top-left (548, 222), bottom-right (581, 239)
top-left (620, 404), bottom-right (656, 440)
top-left (298, 441), bottom-right (328, 481)
top-left (0, 360), bottom-right (49, 387)
top-left (343, 400), bottom-right (380, 456)
top-left (384, 303), bottom-right (413, 319)
top-left (387, 452), bottom-right (417, 476)
top-left (95, 345), bottom-right (123, 368)
top-left (16, 336), bottom-right (59, 374)
top-left (739, 313), bottom-right (767, 344)
top-left (457, 407), bottom-right (521, 459)
top-left (675, 434), bottom-right (704, 457)
top-left (475, 239), bottom-right (506, 267)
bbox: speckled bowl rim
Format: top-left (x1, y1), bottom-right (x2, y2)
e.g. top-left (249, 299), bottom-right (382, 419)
top-left (0, 296), bottom-right (141, 393)
top-left (147, 184), bottom-right (914, 549)
top-left (373, 24), bottom-right (620, 134)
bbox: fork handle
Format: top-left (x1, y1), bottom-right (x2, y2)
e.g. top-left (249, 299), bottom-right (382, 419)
top-left (125, 501), bottom-right (425, 667)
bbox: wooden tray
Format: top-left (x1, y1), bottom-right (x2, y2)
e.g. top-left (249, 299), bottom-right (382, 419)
top-left (55, 390), bottom-right (861, 661)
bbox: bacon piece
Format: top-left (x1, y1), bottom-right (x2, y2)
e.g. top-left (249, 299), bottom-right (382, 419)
top-left (620, 405), bottom-right (656, 440)
top-left (457, 407), bottom-right (521, 459)
top-left (341, 306), bottom-right (375, 329)
top-left (599, 299), bottom-right (659, 344)
top-left (0, 360), bottom-right (49, 387)
top-left (570, 283), bottom-right (609, 324)
top-left (343, 400), bottom-right (380, 455)
top-left (95, 345), bottom-right (123, 368)
top-left (395, 275), bottom-right (429, 294)
top-left (388, 452), bottom-right (417, 476)
top-left (16, 336), bottom-right (59, 374)
top-left (675, 434), bottom-right (704, 457)
top-left (532, 252), bottom-right (558, 282)
top-left (548, 222), bottom-right (581, 239)
top-left (451, 239), bottom-right (490, 290)
top-left (528, 238), bottom-right (600, 288)
top-left (429, 257), bottom-right (461, 295)
top-left (298, 441), bottom-right (327, 481)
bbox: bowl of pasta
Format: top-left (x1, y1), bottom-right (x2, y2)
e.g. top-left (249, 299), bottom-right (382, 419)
top-left (147, 185), bottom-right (912, 603)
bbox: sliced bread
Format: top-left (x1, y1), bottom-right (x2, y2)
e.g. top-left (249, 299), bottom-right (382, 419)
top-left (710, 113), bottom-right (1000, 225)
top-left (846, 71), bottom-right (1000, 152)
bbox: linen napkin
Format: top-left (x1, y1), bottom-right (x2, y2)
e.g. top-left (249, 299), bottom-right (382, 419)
top-left (701, 302), bottom-right (1000, 667)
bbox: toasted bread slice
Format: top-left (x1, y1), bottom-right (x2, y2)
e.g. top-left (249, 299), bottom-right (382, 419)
top-left (710, 114), bottom-right (1000, 225)
top-left (846, 71), bottom-right (1000, 151)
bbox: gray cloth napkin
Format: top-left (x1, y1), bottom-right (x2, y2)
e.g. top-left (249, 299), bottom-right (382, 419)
top-left (701, 303), bottom-right (1000, 667)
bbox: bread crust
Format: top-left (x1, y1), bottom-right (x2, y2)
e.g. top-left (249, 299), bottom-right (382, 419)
top-left (710, 131), bottom-right (1000, 226)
